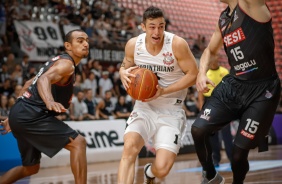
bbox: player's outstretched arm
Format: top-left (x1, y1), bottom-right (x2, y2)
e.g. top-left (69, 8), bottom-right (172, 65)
top-left (196, 24), bottom-right (222, 93)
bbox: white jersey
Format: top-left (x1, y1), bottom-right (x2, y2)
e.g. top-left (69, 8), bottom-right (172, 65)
top-left (134, 31), bottom-right (187, 102)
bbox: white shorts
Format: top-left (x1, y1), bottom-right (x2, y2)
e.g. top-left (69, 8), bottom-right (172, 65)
top-left (124, 98), bottom-right (186, 154)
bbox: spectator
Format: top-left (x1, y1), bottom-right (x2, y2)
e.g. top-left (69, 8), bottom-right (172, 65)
top-left (183, 87), bottom-right (200, 118)
top-left (21, 54), bottom-right (31, 80)
top-left (0, 0), bottom-right (6, 44)
top-left (84, 88), bottom-right (97, 120)
top-left (73, 73), bottom-right (85, 95)
top-left (99, 70), bottom-right (114, 98)
top-left (24, 65), bottom-right (37, 81)
top-left (107, 64), bottom-right (115, 84)
top-left (0, 94), bottom-right (8, 120)
top-left (81, 12), bottom-right (94, 37)
top-left (19, 0), bottom-right (32, 20)
top-left (11, 84), bottom-right (22, 99)
top-left (0, 63), bottom-right (10, 87)
top-left (69, 91), bottom-right (88, 121)
top-left (10, 64), bottom-right (23, 85)
top-left (7, 95), bottom-right (16, 109)
top-left (114, 95), bottom-right (131, 119)
top-left (96, 90), bottom-right (115, 120)
top-left (91, 60), bottom-right (102, 79)
top-left (0, 78), bottom-right (13, 97)
top-left (83, 72), bottom-right (97, 98)
top-left (6, 53), bottom-right (17, 74)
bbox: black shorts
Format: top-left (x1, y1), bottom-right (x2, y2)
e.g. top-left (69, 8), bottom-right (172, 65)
top-left (9, 99), bottom-right (78, 166)
top-left (193, 74), bottom-right (281, 152)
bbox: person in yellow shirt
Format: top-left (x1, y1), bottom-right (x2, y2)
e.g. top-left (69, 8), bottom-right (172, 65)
top-left (198, 56), bottom-right (233, 167)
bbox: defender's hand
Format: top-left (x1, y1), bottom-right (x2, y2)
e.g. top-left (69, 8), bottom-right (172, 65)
top-left (46, 101), bottom-right (67, 113)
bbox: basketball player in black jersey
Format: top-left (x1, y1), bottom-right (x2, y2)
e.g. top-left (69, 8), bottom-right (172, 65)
top-left (0, 30), bottom-right (89, 184)
top-left (192, 0), bottom-right (281, 183)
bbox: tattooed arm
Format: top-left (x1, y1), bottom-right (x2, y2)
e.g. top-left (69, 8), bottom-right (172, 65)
top-left (119, 37), bottom-right (139, 90)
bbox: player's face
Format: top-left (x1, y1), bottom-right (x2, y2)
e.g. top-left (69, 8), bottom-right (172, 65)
top-left (70, 31), bottom-right (89, 58)
top-left (142, 17), bottom-right (166, 45)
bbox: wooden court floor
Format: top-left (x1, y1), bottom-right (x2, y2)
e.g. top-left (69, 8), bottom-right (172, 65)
top-left (10, 145), bottom-right (282, 184)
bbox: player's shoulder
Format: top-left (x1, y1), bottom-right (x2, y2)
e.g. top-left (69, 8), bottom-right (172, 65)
top-left (125, 36), bottom-right (139, 55)
top-left (51, 54), bottom-right (75, 70)
top-left (171, 34), bottom-right (188, 48)
top-left (126, 36), bottom-right (139, 47)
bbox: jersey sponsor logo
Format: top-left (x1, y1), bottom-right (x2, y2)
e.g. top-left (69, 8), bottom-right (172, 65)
top-left (240, 129), bottom-right (255, 139)
top-left (234, 59), bottom-right (258, 75)
top-left (223, 27), bottom-right (245, 47)
top-left (200, 108), bottom-right (211, 121)
top-left (23, 91), bottom-right (31, 98)
top-left (138, 64), bottom-right (174, 73)
top-left (163, 52), bottom-right (174, 65)
top-left (51, 56), bottom-right (60, 61)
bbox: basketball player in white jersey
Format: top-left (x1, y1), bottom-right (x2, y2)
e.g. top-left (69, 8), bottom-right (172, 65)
top-left (118, 6), bottom-right (198, 184)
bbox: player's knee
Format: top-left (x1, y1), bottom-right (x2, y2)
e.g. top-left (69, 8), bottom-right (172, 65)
top-left (122, 140), bottom-right (140, 158)
top-left (73, 135), bottom-right (87, 150)
top-left (191, 125), bottom-right (207, 139)
top-left (23, 164), bottom-right (40, 176)
top-left (153, 162), bottom-right (171, 178)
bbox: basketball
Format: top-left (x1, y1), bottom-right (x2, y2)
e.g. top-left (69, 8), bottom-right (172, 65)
top-left (127, 68), bottom-right (158, 100)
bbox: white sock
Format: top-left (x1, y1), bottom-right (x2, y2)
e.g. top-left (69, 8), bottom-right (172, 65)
top-left (146, 165), bottom-right (155, 178)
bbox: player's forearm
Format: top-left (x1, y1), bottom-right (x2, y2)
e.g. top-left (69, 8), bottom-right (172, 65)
top-left (198, 49), bottom-right (212, 75)
top-left (37, 76), bottom-right (55, 104)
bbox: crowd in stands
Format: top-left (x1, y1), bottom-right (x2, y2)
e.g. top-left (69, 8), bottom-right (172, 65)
top-left (0, 0), bottom-right (282, 122)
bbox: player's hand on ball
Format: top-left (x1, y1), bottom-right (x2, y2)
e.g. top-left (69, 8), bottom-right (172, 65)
top-left (142, 85), bottom-right (164, 102)
top-left (46, 101), bottom-right (67, 113)
top-left (0, 118), bottom-right (11, 135)
top-left (120, 66), bottom-right (139, 90)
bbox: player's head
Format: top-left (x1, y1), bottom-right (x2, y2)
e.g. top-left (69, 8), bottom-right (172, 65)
top-left (64, 29), bottom-right (89, 58)
top-left (142, 6), bottom-right (166, 45)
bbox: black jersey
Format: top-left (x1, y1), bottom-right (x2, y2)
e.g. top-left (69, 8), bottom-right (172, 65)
top-left (218, 4), bottom-right (277, 80)
top-left (22, 54), bottom-right (75, 110)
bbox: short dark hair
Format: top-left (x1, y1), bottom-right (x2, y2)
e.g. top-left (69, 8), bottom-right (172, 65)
top-left (64, 29), bottom-right (85, 43)
top-left (143, 6), bottom-right (164, 23)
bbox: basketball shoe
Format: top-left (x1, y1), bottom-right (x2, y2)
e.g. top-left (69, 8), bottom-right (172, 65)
top-left (144, 163), bottom-right (155, 184)
top-left (202, 171), bottom-right (225, 184)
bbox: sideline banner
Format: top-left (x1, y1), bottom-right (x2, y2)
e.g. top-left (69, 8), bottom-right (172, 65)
top-left (14, 20), bottom-right (63, 61)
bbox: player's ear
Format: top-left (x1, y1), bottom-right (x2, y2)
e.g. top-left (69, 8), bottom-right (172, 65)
top-left (64, 42), bottom-right (71, 51)
top-left (141, 22), bottom-right (146, 32)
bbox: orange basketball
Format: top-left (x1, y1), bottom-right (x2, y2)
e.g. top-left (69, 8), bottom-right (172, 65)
top-left (127, 68), bottom-right (158, 101)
